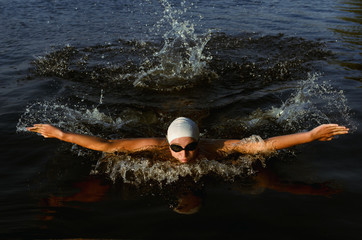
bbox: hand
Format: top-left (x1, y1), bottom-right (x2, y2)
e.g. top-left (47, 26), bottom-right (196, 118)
top-left (27, 124), bottom-right (64, 139)
top-left (310, 124), bottom-right (349, 141)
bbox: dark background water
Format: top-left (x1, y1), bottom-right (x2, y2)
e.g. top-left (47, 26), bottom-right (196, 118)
top-left (1, 0), bottom-right (361, 239)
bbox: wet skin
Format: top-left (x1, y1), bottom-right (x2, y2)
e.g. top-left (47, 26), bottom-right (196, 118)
top-left (169, 137), bottom-right (199, 163)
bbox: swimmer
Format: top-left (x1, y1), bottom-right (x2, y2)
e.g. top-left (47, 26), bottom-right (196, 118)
top-left (27, 117), bottom-right (349, 163)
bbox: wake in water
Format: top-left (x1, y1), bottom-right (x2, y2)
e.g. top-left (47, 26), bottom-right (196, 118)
top-left (92, 153), bottom-right (262, 186)
top-left (18, 0), bottom-right (357, 187)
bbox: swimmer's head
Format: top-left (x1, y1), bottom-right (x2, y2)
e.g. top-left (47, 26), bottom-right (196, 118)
top-left (167, 117), bottom-right (200, 163)
top-left (167, 117), bottom-right (199, 143)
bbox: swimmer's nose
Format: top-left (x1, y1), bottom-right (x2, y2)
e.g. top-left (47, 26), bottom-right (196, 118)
top-left (180, 150), bottom-right (187, 158)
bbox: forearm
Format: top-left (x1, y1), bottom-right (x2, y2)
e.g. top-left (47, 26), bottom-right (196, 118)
top-left (27, 124), bottom-right (114, 152)
top-left (218, 124), bottom-right (348, 155)
top-left (60, 132), bottom-right (112, 152)
top-left (264, 131), bottom-right (313, 151)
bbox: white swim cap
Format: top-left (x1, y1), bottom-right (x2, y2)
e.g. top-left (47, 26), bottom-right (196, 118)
top-left (167, 117), bottom-right (199, 143)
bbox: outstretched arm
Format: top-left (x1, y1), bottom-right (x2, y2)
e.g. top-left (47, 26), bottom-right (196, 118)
top-left (224, 124), bottom-right (349, 154)
top-left (27, 124), bottom-right (165, 153)
top-left (264, 124), bottom-right (349, 150)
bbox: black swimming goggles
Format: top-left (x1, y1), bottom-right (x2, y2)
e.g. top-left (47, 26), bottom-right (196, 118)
top-left (169, 141), bottom-right (198, 152)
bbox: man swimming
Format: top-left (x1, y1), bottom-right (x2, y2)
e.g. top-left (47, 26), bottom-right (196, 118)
top-left (27, 117), bottom-right (349, 163)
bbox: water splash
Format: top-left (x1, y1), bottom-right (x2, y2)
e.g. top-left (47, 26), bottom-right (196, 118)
top-left (130, 0), bottom-right (213, 91)
top-left (236, 73), bottom-right (357, 134)
top-left (99, 89), bottom-right (104, 105)
top-left (91, 151), bottom-right (268, 187)
top-left (16, 100), bottom-right (125, 137)
top-left (270, 73), bottom-right (357, 132)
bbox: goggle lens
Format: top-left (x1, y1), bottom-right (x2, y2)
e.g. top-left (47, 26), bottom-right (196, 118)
top-left (170, 142), bottom-right (198, 152)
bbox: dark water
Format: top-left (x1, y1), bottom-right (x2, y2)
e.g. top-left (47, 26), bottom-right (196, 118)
top-left (1, 0), bottom-right (361, 239)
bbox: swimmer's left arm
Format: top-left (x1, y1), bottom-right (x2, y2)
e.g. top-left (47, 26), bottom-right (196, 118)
top-left (264, 124), bottom-right (349, 151)
top-left (223, 124), bottom-right (349, 154)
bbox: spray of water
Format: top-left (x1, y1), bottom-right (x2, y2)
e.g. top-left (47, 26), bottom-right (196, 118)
top-left (130, 0), bottom-right (213, 91)
top-left (16, 100), bottom-right (124, 137)
top-left (230, 73), bottom-right (358, 135)
top-left (91, 150), bottom-right (266, 186)
top-left (270, 73), bottom-right (357, 132)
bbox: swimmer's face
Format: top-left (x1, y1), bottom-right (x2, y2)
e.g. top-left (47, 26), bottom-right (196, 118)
top-left (169, 137), bottom-right (199, 163)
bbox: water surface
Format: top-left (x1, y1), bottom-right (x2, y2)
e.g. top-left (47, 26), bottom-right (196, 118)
top-left (0, 0), bottom-right (361, 239)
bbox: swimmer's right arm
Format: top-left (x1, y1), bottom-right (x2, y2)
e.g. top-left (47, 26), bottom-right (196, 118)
top-left (27, 124), bottom-right (165, 153)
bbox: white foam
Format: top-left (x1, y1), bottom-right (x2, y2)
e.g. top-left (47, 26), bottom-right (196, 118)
top-left (91, 152), bottom-right (267, 187)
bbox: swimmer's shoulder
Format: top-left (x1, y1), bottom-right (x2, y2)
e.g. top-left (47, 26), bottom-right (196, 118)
top-left (109, 137), bottom-right (167, 152)
top-left (200, 138), bottom-right (226, 150)
top-left (199, 138), bottom-right (241, 153)
top-left (143, 137), bottom-right (167, 145)
top-left (135, 137), bottom-right (168, 149)
top-left (200, 138), bottom-right (238, 146)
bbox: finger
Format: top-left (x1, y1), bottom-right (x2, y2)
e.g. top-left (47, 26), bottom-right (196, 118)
top-left (27, 127), bottom-right (39, 132)
top-left (27, 124), bottom-right (44, 130)
top-left (323, 124), bottom-right (339, 128)
top-left (325, 126), bottom-right (348, 132)
top-left (326, 125), bottom-right (347, 131)
top-left (319, 136), bottom-right (334, 141)
top-left (332, 129), bottom-right (349, 135)
top-left (326, 125), bottom-right (344, 130)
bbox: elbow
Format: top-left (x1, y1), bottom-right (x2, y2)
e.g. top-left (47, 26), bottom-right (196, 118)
top-left (81, 139), bottom-right (116, 153)
top-left (98, 140), bottom-right (115, 153)
top-left (244, 142), bottom-right (274, 155)
top-left (100, 139), bottom-right (121, 153)
top-left (262, 139), bottom-right (277, 152)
